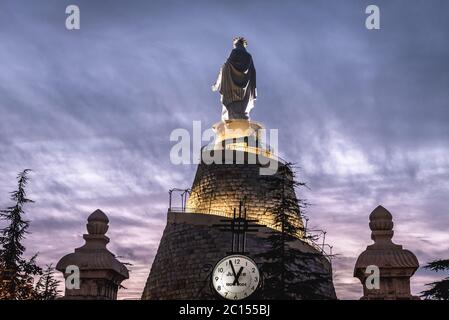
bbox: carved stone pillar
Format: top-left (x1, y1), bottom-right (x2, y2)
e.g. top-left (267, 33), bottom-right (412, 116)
top-left (56, 209), bottom-right (129, 300)
top-left (354, 205), bottom-right (419, 300)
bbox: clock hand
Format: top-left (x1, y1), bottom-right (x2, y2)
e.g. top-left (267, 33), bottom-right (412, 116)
top-left (229, 260), bottom-right (237, 279)
top-left (229, 261), bottom-right (242, 286)
top-left (233, 266), bottom-right (244, 285)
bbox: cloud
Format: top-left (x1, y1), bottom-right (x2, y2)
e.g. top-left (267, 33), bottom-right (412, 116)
top-left (1, 0), bottom-right (448, 299)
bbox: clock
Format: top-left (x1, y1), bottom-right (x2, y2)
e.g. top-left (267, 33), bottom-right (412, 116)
top-left (212, 254), bottom-right (260, 300)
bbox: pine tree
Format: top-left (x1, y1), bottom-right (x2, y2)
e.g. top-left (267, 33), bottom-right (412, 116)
top-left (256, 163), bottom-right (332, 300)
top-left (35, 264), bottom-right (61, 300)
top-left (421, 259), bottom-right (449, 300)
top-left (0, 169), bottom-right (42, 300)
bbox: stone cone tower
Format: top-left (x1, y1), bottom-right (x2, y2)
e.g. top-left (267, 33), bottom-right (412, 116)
top-left (56, 209), bottom-right (129, 300)
top-left (354, 205), bottom-right (419, 300)
top-left (142, 119), bottom-right (336, 299)
top-left (187, 120), bottom-right (304, 230)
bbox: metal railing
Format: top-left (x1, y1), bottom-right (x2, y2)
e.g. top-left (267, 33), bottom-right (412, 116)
top-left (168, 188), bottom-right (191, 211)
top-left (201, 143), bottom-right (289, 165)
top-left (168, 206), bottom-right (230, 218)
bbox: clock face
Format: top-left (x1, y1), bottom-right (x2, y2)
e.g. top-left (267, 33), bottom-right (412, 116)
top-left (212, 254), bottom-right (260, 300)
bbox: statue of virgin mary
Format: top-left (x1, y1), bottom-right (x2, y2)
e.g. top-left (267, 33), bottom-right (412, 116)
top-left (212, 37), bottom-right (257, 121)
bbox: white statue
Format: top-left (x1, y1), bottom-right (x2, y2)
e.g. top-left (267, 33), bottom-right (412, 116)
top-left (212, 37), bottom-right (257, 121)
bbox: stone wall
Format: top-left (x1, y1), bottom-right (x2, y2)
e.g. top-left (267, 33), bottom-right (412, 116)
top-left (142, 147), bottom-right (336, 299)
top-left (141, 211), bottom-right (336, 300)
top-left (186, 150), bottom-right (304, 233)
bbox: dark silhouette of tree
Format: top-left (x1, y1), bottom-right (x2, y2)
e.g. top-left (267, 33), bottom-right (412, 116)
top-left (256, 163), bottom-right (332, 300)
top-left (35, 264), bottom-right (61, 300)
top-left (0, 169), bottom-right (42, 300)
top-left (421, 259), bottom-right (449, 300)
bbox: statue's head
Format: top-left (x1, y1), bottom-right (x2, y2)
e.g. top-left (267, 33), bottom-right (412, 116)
top-left (233, 37), bottom-right (248, 48)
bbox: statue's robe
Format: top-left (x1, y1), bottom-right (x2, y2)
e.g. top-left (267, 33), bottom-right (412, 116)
top-left (212, 45), bottom-right (257, 121)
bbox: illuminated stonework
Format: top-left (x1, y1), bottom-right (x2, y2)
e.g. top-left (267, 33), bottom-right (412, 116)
top-left (186, 152), bottom-right (304, 234)
top-left (186, 119), bottom-right (304, 234)
top-left (141, 119), bottom-right (336, 299)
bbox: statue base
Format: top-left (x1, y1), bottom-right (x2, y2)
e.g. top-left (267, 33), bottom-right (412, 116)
top-left (212, 119), bottom-right (264, 147)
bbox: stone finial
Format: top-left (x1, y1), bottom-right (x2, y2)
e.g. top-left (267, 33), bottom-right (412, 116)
top-left (369, 205), bottom-right (394, 245)
top-left (56, 209), bottom-right (129, 300)
top-left (87, 209), bottom-right (109, 234)
top-left (354, 205), bottom-right (419, 300)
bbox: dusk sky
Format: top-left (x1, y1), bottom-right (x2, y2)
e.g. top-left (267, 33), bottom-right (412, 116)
top-left (1, 0), bottom-right (449, 299)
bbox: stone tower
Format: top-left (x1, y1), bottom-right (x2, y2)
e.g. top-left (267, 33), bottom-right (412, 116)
top-left (56, 209), bottom-right (129, 300)
top-left (142, 119), bottom-right (336, 299)
top-left (354, 205), bottom-right (419, 300)
top-left (187, 120), bottom-right (303, 231)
